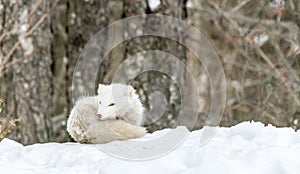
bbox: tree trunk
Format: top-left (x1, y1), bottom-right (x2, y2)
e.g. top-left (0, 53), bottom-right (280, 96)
top-left (1, 0), bottom-right (54, 144)
top-left (114, 0), bottom-right (189, 132)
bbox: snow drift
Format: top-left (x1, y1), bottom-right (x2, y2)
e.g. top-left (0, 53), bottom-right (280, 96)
top-left (1, 122), bottom-right (300, 174)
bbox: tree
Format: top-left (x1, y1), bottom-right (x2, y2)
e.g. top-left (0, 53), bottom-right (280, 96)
top-left (0, 0), bottom-right (58, 144)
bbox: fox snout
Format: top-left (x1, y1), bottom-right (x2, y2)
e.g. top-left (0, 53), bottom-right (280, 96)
top-left (97, 114), bottom-right (102, 119)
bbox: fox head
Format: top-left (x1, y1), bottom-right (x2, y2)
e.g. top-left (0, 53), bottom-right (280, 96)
top-left (96, 83), bottom-right (144, 125)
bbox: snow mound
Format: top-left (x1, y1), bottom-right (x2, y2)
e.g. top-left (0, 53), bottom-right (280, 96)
top-left (1, 122), bottom-right (300, 174)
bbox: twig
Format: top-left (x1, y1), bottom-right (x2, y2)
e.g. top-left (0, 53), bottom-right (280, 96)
top-left (4, 49), bottom-right (37, 69)
top-left (256, 47), bottom-right (300, 105)
top-left (273, 42), bottom-right (300, 83)
top-left (246, 103), bottom-right (277, 121)
top-left (231, 0), bottom-right (251, 13)
top-left (208, 1), bottom-right (244, 34)
top-left (24, 0), bottom-right (44, 24)
top-left (255, 47), bottom-right (277, 69)
top-left (25, 0), bottom-right (60, 37)
top-left (0, 0), bottom-right (60, 77)
top-left (0, 1), bottom-right (19, 42)
top-left (223, 11), bottom-right (293, 28)
top-left (0, 42), bottom-right (20, 76)
top-left (206, 1), bottom-right (293, 29)
top-left (0, 0), bottom-right (44, 44)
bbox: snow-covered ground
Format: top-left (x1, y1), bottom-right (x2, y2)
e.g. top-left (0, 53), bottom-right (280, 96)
top-left (1, 122), bottom-right (300, 174)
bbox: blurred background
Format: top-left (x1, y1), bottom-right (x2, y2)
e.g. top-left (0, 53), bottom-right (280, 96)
top-left (0, 0), bottom-right (299, 145)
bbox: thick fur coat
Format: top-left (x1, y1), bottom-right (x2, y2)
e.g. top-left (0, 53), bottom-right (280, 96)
top-left (67, 84), bottom-right (146, 144)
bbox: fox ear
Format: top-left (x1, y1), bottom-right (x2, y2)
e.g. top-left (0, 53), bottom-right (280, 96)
top-left (127, 85), bottom-right (135, 97)
top-left (98, 84), bottom-right (106, 94)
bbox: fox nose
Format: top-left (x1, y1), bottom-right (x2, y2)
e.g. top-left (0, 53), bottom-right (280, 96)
top-left (97, 114), bottom-right (102, 119)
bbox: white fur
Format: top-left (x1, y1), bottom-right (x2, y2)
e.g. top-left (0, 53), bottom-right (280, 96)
top-left (97, 83), bottom-right (144, 125)
top-left (67, 84), bottom-right (146, 144)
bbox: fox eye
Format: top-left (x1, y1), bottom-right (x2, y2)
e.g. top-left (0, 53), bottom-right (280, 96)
top-left (99, 101), bottom-right (101, 105)
top-left (108, 103), bottom-right (115, 106)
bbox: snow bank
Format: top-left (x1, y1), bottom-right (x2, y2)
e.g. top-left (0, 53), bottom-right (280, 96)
top-left (1, 122), bottom-right (300, 174)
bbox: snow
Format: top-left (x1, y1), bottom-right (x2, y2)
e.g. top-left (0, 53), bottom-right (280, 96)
top-left (254, 34), bottom-right (269, 46)
top-left (148, 0), bottom-right (160, 10)
top-left (186, 1), bottom-right (194, 8)
top-left (18, 35), bottom-right (34, 56)
top-left (1, 122), bottom-right (300, 174)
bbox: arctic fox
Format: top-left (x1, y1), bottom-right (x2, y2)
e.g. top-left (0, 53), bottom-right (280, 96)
top-left (67, 83), bottom-right (146, 144)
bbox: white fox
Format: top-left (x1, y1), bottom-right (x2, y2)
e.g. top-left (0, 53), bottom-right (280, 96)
top-left (67, 83), bottom-right (146, 144)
